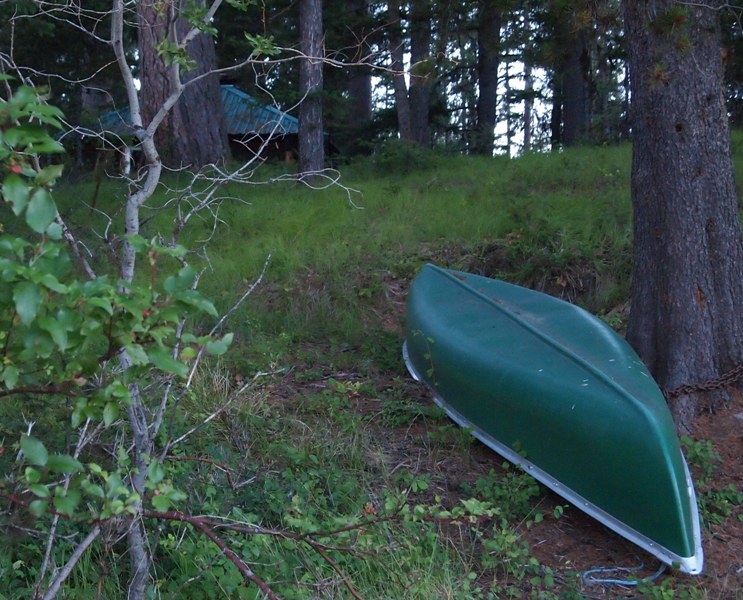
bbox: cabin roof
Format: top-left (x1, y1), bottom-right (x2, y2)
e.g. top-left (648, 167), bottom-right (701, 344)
top-left (96, 84), bottom-right (299, 138)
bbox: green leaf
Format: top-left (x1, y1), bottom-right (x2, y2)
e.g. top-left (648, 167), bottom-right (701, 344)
top-left (102, 402), bottom-right (118, 427)
top-left (168, 488), bottom-right (187, 503)
top-left (29, 483), bottom-right (50, 498)
top-left (151, 493), bottom-right (172, 512)
top-left (2, 365), bottom-right (19, 389)
top-left (46, 221), bottom-right (63, 240)
top-left (81, 481), bottom-right (105, 499)
top-left (21, 435), bottom-right (48, 466)
top-left (149, 348), bottom-right (188, 378)
top-left (176, 290), bottom-right (218, 316)
top-left (13, 281), bottom-right (42, 324)
top-left (123, 343), bottom-right (149, 366)
top-left (71, 405), bottom-right (84, 428)
top-left (53, 489), bottom-right (81, 516)
top-left (124, 235), bottom-right (149, 253)
top-left (24, 467), bottom-right (41, 483)
top-left (46, 454), bottom-right (84, 474)
top-left (180, 346), bottom-right (197, 361)
top-left (38, 316), bottom-right (69, 350)
top-left (26, 188), bottom-right (57, 233)
top-left (1, 174), bottom-right (29, 215)
top-left (87, 297), bottom-right (113, 315)
top-left (107, 379), bottom-right (130, 400)
top-left (244, 33), bottom-right (280, 57)
top-left (29, 138), bottom-right (65, 154)
top-left (37, 273), bottom-right (68, 293)
top-left (35, 164), bottom-right (64, 186)
top-left (206, 332), bottom-right (234, 356)
top-left (87, 463), bottom-right (105, 476)
top-left (164, 265), bottom-right (197, 294)
top-left (29, 499), bottom-right (48, 517)
top-left (148, 460), bottom-right (165, 484)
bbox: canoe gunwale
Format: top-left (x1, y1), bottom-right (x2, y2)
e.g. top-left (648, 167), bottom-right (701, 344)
top-left (402, 341), bottom-right (704, 575)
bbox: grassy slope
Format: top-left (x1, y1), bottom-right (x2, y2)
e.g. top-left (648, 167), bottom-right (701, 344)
top-left (46, 138), bottom-right (743, 599)
top-left (178, 143), bottom-right (636, 373)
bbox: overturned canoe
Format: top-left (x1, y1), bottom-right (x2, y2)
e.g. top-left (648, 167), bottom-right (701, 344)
top-left (403, 264), bottom-right (703, 574)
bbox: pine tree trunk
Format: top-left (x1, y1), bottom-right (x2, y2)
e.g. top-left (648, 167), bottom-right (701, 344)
top-left (409, 0), bottom-right (432, 147)
top-left (523, 59), bottom-right (534, 152)
top-left (137, 1), bottom-right (229, 169)
top-left (624, 0), bottom-right (743, 433)
top-left (550, 76), bottom-right (563, 149)
top-left (388, 1), bottom-right (413, 142)
top-left (347, 0), bottom-right (372, 125)
top-left (299, 0), bottom-right (325, 174)
top-left (474, 0), bottom-right (502, 156)
top-left (561, 27), bottom-right (590, 146)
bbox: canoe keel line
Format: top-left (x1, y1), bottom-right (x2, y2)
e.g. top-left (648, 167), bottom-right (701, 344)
top-left (402, 264), bottom-right (703, 574)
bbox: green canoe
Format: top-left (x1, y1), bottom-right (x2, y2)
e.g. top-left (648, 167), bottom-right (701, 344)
top-left (403, 264), bottom-right (703, 574)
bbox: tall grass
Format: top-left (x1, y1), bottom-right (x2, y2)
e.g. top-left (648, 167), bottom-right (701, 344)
top-left (54, 142), bottom-right (636, 372)
top-left (39, 139), bottom-right (741, 599)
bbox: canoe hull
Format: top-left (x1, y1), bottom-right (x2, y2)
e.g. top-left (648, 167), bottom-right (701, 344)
top-left (403, 264), bottom-right (703, 574)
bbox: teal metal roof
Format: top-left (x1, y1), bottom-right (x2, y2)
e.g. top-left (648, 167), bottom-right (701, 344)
top-left (96, 85), bottom-right (299, 138)
top-left (220, 84), bottom-right (298, 135)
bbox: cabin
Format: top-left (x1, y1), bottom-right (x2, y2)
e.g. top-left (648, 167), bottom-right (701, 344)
top-left (220, 84), bottom-right (299, 161)
top-left (95, 84), bottom-right (300, 165)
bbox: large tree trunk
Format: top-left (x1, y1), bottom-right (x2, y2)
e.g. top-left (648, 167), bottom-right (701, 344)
top-left (560, 25), bottom-right (590, 146)
top-left (388, 1), bottom-right (413, 142)
top-left (550, 74), bottom-right (563, 149)
top-left (341, 0), bottom-right (372, 155)
top-left (624, 0), bottom-right (743, 432)
top-left (474, 0), bottom-right (502, 156)
top-left (299, 0), bottom-right (325, 174)
top-left (523, 59), bottom-right (534, 152)
top-left (347, 0), bottom-right (372, 125)
top-left (138, 1), bottom-right (230, 169)
top-left (409, 0), bottom-right (432, 147)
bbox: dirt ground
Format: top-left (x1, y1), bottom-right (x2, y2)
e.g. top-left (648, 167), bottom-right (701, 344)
top-left (266, 359), bottom-right (742, 599)
top-left (373, 271), bottom-right (742, 598)
top-left (264, 267), bottom-right (743, 598)
top-left (371, 379), bottom-right (743, 599)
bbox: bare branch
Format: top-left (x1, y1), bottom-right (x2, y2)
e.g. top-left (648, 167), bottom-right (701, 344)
top-left (41, 525), bottom-right (102, 600)
top-left (184, 252), bottom-right (272, 390)
top-left (142, 510), bottom-right (281, 600)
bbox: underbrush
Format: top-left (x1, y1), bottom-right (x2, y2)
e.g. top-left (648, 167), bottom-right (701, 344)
top-left (53, 143), bottom-right (634, 367)
top-left (13, 141), bottom-right (742, 598)
top-left (2, 365), bottom-right (572, 599)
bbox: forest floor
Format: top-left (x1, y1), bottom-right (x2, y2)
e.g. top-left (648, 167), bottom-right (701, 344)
top-left (260, 270), bottom-right (743, 599)
top-left (267, 367), bottom-right (743, 599)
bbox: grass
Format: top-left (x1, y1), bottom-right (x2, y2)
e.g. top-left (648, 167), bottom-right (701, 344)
top-left (55, 141), bottom-right (634, 369)
top-left (30, 137), bottom-right (742, 598)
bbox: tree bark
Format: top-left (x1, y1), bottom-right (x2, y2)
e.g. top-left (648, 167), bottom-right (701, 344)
top-left (550, 74), bottom-right (563, 149)
top-left (137, 0), bottom-right (230, 169)
top-left (388, 1), bottom-right (413, 142)
top-left (347, 0), bottom-right (372, 125)
top-left (299, 0), bottom-right (325, 173)
top-left (624, 0), bottom-right (743, 432)
top-left (474, 0), bottom-right (502, 156)
top-left (523, 59), bottom-right (534, 152)
top-left (409, 0), bottom-right (432, 147)
top-left (560, 25), bottom-right (590, 146)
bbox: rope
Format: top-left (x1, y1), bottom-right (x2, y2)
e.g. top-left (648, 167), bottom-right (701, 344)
top-left (582, 562), bottom-right (667, 587)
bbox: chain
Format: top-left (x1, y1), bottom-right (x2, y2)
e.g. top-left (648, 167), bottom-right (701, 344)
top-left (664, 362), bottom-right (743, 400)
